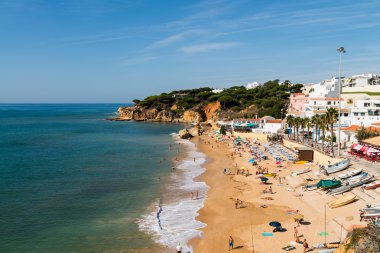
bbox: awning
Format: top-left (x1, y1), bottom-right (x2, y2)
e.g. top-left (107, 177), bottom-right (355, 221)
top-left (360, 146), bottom-right (369, 152)
top-left (349, 143), bottom-right (358, 149)
top-left (367, 148), bottom-right (380, 154)
top-left (353, 145), bottom-right (363, 151)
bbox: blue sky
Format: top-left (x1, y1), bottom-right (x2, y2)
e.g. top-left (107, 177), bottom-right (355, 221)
top-left (1, 0), bottom-right (380, 103)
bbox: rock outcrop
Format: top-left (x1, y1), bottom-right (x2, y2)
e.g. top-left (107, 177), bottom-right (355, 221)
top-left (115, 105), bottom-right (211, 123)
top-left (178, 127), bottom-right (201, 139)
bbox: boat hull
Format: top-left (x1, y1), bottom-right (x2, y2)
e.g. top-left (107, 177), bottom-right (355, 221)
top-left (328, 195), bottom-right (356, 208)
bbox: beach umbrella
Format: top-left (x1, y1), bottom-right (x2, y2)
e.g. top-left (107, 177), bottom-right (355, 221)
top-left (269, 221), bottom-right (281, 227)
top-left (260, 177), bottom-right (269, 183)
top-left (248, 159), bottom-right (255, 163)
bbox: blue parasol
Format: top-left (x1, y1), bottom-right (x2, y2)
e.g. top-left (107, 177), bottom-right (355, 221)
top-left (269, 221), bottom-right (281, 227)
top-left (248, 159), bottom-right (255, 163)
top-left (260, 177), bottom-right (269, 182)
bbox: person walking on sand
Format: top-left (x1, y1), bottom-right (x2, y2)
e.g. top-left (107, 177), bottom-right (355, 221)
top-left (190, 192), bottom-right (193, 200)
top-left (176, 243), bottom-right (182, 253)
top-left (228, 236), bottom-right (234, 250)
top-left (303, 239), bottom-right (309, 252)
top-left (235, 199), bottom-right (239, 209)
top-left (294, 226), bottom-right (298, 240)
top-left (196, 191), bottom-right (199, 200)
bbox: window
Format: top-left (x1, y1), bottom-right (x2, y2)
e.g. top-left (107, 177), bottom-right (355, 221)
top-left (364, 103), bottom-right (370, 107)
top-left (354, 112), bottom-right (358, 116)
top-left (327, 101), bottom-right (331, 105)
top-left (344, 113), bottom-right (348, 117)
top-left (360, 112), bottom-right (365, 116)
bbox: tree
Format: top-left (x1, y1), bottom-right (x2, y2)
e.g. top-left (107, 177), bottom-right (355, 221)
top-left (306, 119), bottom-right (312, 143)
top-left (300, 118), bottom-right (308, 143)
top-left (326, 108), bottom-right (339, 156)
top-left (132, 99), bottom-right (141, 104)
top-left (311, 115), bottom-right (321, 147)
top-left (286, 115), bottom-right (295, 139)
top-left (220, 125), bottom-right (227, 135)
top-left (294, 117), bottom-right (302, 142)
top-left (319, 114), bottom-right (328, 153)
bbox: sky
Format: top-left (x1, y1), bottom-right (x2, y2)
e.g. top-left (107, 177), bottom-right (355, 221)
top-left (1, 0), bottom-right (380, 103)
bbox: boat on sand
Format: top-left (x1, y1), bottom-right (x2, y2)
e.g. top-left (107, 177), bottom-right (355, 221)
top-left (328, 194), bottom-right (356, 208)
top-left (364, 181), bottom-right (380, 190)
top-left (323, 159), bottom-right (350, 175)
top-left (338, 168), bottom-right (362, 180)
top-left (292, 168), bottom-right (311, 176)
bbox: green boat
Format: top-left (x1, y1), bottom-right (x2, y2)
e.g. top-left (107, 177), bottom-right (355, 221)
top-left (316, 180), bottom-right (342, 189)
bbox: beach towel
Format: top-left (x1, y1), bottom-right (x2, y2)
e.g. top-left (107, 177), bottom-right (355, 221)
top-left (282, 246), bottom-right (296, 251)
top-left (261, 232), bottom-right (274, 236)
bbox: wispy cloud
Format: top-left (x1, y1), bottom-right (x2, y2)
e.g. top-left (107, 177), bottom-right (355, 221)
top-left (145, 29), bottom-right (205, 50)
top-left (181, 42), bottom-right (241, 53)
top-left (122, 55), bottom-right (158, 65)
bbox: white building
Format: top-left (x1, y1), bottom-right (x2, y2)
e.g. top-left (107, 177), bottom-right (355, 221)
top-left (343, 73), bottom-right (380, 87)
top-left (212, 88), bottom-right (224, 93)
top-left (246, 82), bottom-right (261, 89)
top-left (349, 99), bottom-right (380, 127)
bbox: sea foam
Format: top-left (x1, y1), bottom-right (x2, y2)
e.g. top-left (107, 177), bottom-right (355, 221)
top-left (138, 137), bottom-right (207, 252)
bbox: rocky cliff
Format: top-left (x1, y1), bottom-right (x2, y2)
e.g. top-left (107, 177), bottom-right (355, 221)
top-left (116, 105), bottom-right (210, 123)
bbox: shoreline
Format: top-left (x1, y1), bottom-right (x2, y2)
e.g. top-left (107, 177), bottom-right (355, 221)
top-left (189, 132), bottom-right (371, 253)
top-left (138, 135), bottom-right (208, 252)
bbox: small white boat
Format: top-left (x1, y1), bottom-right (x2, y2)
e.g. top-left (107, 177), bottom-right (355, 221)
top-left (338, 168), bottom-right (362, 180)
top-left (348, 172), bottom-right (369, 182)
top-left (360, 208), bottom-right (380, 218)
top-left (360, 203), bottom-right (380, 212)
top-left (292, 167), bottom-right (311, 176)
top-left (329, 185), bottom-right (352, 195)
top-left (323, 159), bottom-right (350, 175)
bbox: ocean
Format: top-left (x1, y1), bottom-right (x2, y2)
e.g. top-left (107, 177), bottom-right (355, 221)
top-left (0, 104), bottom-right (207, 253)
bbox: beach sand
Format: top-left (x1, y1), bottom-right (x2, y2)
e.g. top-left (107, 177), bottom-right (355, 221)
top-left (189, 132), bottom-right (371, 253)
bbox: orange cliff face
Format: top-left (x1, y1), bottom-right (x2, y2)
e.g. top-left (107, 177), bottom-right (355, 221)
top-left (115, 101), bottom-right (221, 123)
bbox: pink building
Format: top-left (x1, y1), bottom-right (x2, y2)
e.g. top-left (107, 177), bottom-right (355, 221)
top-left (288, 93), bottom-right (309, 116)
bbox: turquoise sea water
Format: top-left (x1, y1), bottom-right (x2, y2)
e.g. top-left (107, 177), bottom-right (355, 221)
top-left (0, 104), bottom-right (183, 253)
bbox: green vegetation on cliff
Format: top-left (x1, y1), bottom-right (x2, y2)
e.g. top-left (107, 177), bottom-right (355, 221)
top-left (134, 80), bottom-right (302, 119)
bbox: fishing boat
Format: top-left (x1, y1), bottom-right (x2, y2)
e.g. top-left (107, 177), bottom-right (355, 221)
top-left (303, 183), bottom-right (318, 191)
top-left (347, 172), bottom-right (369, 182)
top-left (316, 180), bottom-right (342, 189)
top-left (264, 173), bottom-right (277, 177)
top-left (323, 159), bottom-right (350, 175)
top-left (361, 203), bottom-right (380, 211)
top-left (360, 208), bottom-right (380, 218)
top-left (349, 175), bottom-right (374, 187)
top-left (338, 168), bottom-right (362, 180)
top-left (291, 167), bottom-right (311, 176)
top-left (364, 181), bottom-right (380, 190)
top-left (328, 194), bottom-right (356, 208)
top-left (328, 185), bottom-right (352, 195)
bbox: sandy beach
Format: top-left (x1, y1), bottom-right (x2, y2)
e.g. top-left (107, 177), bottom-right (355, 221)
top-left (189, 132), bottom-right (376, 253)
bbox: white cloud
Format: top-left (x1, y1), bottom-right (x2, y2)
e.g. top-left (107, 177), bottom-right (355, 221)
top-left (181, 42), bottom-right (241, 53)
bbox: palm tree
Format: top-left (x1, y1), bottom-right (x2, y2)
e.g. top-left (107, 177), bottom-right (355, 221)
top-left (300, 118), bottom-right (308, 143)
top-left (286, 115), bottom-right (295, 139)
top-left (326, 108), bottom-right (339, 156)
top-left (306, 119), bottom-right (312, 143)
top-left (319, 114), bottom-right (328, 153)
top-left (294, 117), bottom-right (301, 142)
top-left (311, 115), bottom-right (321, 147)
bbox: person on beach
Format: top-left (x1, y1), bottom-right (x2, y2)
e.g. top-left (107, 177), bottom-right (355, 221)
top-left (294, 226), bottom-right (298, 240)
top-left (303, 239), bottom-right (309, 252)
top-left (190, 192), bottom-right (193, 200)
top-left (269, 186), bottom-right (273, 194)
top-left (228, 236), bottom-right (234, 250)
top-left (235, 199), bottom-right (239, 209)
top-left (196, 191), bottom-right (198, 200)
top-left (176, 243), bottom-right (182, 253)
top-left (193, 157), bottom-right (196, 162)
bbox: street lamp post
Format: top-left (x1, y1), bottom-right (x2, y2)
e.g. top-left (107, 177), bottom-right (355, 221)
top-left (337, 46), bottom-right (346, 158)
